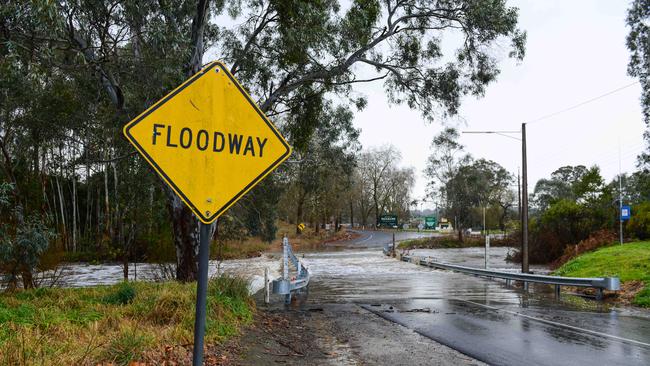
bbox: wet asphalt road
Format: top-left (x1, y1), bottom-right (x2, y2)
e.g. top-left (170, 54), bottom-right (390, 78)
top-left (300, 231), bottom-right (650, 366)
top-left (339, 229), bottom-right (437, 248)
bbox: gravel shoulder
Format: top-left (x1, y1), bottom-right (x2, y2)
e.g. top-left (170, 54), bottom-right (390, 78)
top-left (231, 295), bottom-right (485, 366)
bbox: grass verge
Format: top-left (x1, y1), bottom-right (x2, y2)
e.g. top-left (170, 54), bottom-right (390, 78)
top-left (554, 241), bottom-right (650, 307)
top-left (0, 276), bottom-right (254, 365)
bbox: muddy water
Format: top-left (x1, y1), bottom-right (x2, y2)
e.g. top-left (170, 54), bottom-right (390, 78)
top-left (301, 248), bottom-right (545, 305)
top-left (410, 247), bottom-right (550, 273)
top-left (44, 255), bottom-right (280, 294)
top-left (42, 246), bottom-right (526, 298)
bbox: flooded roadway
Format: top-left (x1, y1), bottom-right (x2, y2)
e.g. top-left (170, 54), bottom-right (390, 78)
top-left (298, 231), bottom-right (650, 366)
top-left (47, 229), bottom-right (650, 365)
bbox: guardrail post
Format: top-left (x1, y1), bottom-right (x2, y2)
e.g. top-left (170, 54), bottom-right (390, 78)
top-left (523, 281), bottom-right (529, 292)
top-left (596, 288), bottom-right (604, 300)
top-left (554, 284), bottom-right (561, 299)
top-left (392, 233), bottom-right (396, 257)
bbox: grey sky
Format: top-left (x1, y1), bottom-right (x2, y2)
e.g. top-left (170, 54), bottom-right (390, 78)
top-left (351, 0), bottom-right (645, 209)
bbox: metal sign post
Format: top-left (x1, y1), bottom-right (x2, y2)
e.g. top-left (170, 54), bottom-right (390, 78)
top-left (192, 223), bottom-right (211, 366)
top-left (122, 61), bottom-right (291, 366)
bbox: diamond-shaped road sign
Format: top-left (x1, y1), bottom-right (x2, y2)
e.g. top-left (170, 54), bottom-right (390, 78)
top-left (123, 61), bottom-right (291, 224)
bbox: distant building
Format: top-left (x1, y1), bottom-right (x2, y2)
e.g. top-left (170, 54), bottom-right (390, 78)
top-left (438, 218), bottom-right (453, 231)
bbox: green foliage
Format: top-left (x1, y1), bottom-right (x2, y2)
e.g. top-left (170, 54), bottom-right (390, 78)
top-left (0, 183), bottom-right (54, 288)
top-left (0, 277), bottom-right (254, 364)
top-left (554, 242), bottom-right (650, 307)
top-left (426, 128), bottom-right (516, 237)
top-left (398, 234), bottom-right (515, 250)
top-left (635, 287), bottom-right (650, 307)
top-left (102, 282), bottom-right (137, 305)
top-left (520, 165), bottom-right (616, 264)
top-left (444, 158), bottom-right (513, 237)
top-left (626, 0), bottom-right (650, 127)
top-left (627, 202), bottom-right (650, 239)
top-left (1, 0), bottom-right (527, 278)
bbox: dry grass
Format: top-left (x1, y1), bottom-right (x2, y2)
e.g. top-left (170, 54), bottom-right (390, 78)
top-left (216, 221), bottom-right (355, 256)
top-left (267, 221), bottom-right (355, 251)
top-left (0, 277), bottom-right (254, 365)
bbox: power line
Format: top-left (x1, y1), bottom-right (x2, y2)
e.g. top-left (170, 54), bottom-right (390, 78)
top-left (526, 81), bottom-right (640, 125)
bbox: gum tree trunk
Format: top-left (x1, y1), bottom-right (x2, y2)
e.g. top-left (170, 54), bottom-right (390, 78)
top-left (168, 0), bottom-right (210, 282)
top-left (166, 189), bottom-right (199, 281)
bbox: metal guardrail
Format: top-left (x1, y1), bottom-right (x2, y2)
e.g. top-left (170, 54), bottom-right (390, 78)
top-left (272, 237), bottom-right (310, 303)
top-left (385, 244), bottom-right (620, 300)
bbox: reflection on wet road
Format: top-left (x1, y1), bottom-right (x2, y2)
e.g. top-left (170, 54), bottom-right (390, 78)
top-left (301, 234), bottom-right (650, 366)
top-left (341, 229), bottom-right (436, 248)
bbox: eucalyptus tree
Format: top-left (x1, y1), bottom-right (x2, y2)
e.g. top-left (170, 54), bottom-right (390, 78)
top-left (282, 99), bottom-right (360, 233)
top-left (381, 166), bottom-right (416, 220)
top-left (471, 159), bottom-right (513, 230)
top-left (425, 127), bottom-right (472, 198)
top-left (357, 145), bottom-right (400, 226)
top-left (627, 0), bottom-right (650, 167)
top-left (354, 145), bottom-right (415, 225)
top-left (627, 0), bottom-right (649, 126)
top-left (2, 0), bottom-right (526, 281)
top-left (440, 158), bottom-right (511, 239)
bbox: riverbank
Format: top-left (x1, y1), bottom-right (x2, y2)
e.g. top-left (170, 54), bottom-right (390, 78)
top-left (0, 277), bottom-right (254, 365)
top-left (61, 222), bottom-right (355, 265)
top-left (554, 241), bottom-right (650, 307)
top-left (398, 235), bottom-right (515, 250)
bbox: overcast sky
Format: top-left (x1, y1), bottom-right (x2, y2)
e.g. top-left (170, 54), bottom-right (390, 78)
top-left (350, 0), bottom-right (645, 209)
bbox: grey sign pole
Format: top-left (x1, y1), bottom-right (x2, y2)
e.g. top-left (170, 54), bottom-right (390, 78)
top-left (193, 223), bottom-right (211, 366)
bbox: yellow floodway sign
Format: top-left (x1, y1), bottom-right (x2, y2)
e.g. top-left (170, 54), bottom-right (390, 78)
top-left (123, 61), bottom-right (291, 224)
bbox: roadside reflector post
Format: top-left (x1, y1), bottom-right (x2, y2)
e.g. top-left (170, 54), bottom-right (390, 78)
top-left (283, 236), bottom-right (291, 304)
top-left (264, 267), bottom-right (270, 304)
top-left (485, 234), bottom-right (490, 269)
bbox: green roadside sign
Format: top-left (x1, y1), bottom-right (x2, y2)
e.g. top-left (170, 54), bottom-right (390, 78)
top-left (378, 214), bottom-right (398, 227)
top-left (424, 216), bottom-right (437, 229)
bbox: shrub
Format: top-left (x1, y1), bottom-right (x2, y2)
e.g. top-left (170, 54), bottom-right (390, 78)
top-left (0, 182), bottom-right (55, 289)
top-left (627, 202), bottom-right (650, 240)
top-left (102, 282), bottom-right (136, 305)
top-left (0, 216), bottom-right (54, 289)
top-left (510, 199), bottom-right (614, 264)
top-left (549, 229), bottom-right (617, 269)
top-left (103, 327), bottom-right (152, 366)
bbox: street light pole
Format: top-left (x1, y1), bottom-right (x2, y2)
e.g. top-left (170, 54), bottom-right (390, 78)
top-left (619, 142), bottom-right (623, 245)
top-left (521, 123), bottom-right (529, 273)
